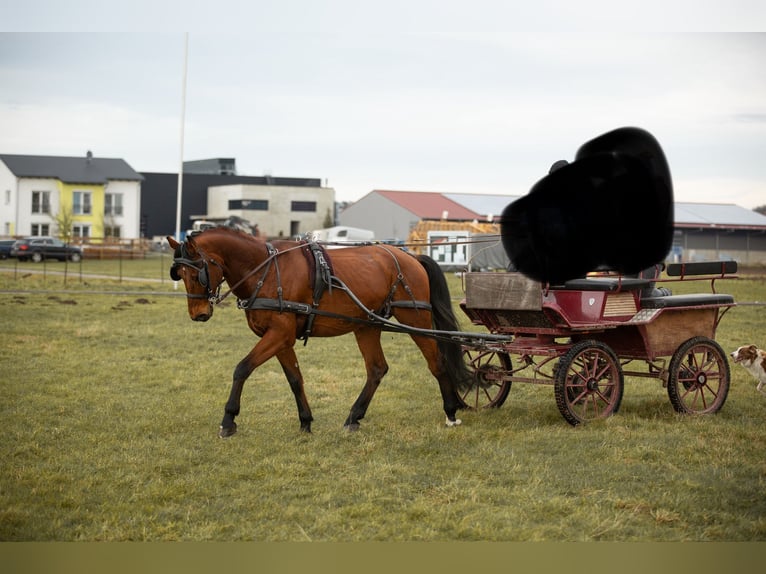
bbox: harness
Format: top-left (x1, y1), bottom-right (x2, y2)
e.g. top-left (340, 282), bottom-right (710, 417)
top-left (172, 238), bottom-right (432, 344)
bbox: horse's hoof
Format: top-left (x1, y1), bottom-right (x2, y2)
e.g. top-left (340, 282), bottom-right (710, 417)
top-left (445, 417), bottom-right (462, 427)
top-left (344, 422), bottom-right (361, 432)
top-left (219, 423), bottom-right (237, 438)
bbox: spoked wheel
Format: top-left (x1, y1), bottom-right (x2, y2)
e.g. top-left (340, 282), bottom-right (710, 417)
top-left (554, 340), bottom-right (624, 426)
top-left (667, 336), bottom-right (730, 415)
top-left (459, 348), bottom-right (512, 409)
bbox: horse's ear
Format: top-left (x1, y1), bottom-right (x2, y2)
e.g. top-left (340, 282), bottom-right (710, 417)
top-left (185, 235), bottom-right (199, 256)
top-left (167, 236), bottom-right (180, 250)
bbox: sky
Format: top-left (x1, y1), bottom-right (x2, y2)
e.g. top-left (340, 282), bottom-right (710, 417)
top-left (1, 1), bottom-right (765, 208)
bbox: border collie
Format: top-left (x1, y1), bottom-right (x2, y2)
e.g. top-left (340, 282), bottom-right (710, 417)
top-left (730, 345), bottom-right (766, 395)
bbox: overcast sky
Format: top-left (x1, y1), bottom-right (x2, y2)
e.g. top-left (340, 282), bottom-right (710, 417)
top-left (1, 1), bottom-right (765, 208)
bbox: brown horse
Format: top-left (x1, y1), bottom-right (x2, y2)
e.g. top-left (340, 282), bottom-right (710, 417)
top-left (167, 228), bottom-right (470, 437)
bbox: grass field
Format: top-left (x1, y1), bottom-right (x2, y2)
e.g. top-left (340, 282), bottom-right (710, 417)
top-left (1, 259), bottom-right (765, 541)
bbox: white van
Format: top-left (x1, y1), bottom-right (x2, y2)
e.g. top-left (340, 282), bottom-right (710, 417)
top-left (310, 226), bottom-right (374, 245)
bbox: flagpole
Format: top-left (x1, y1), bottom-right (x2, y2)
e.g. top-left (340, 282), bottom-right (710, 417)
top-left (174, 32), bottom-right (189, 242)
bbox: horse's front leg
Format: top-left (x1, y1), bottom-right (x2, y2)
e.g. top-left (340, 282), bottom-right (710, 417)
top-left (219, 330), bottom-right (290, 438)
top-left (219, 351), bottom-right (254, 438)
top-left (276, 347), bottom-right (314, 432)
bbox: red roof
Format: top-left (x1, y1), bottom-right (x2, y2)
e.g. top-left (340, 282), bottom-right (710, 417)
top-left (374, 190), bottom-right (481, 220)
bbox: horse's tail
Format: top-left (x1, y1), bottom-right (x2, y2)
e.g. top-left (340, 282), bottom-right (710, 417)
top-left (415, 254), bottom-right (472, 394)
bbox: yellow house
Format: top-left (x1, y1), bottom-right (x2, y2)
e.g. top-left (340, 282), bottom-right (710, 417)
top-left (58, 182), bottom-right (106, 238)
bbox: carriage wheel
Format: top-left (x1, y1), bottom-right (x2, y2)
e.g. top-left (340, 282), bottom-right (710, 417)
top-left (459, 348), bottom-right (512, 409)
top-left (667, 336), bottom-right (730, 415)
top-left (554, 340), bottom-right (624, 426)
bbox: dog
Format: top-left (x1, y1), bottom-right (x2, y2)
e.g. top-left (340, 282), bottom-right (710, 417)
top-left (730, 345), bottom-right (766, 394)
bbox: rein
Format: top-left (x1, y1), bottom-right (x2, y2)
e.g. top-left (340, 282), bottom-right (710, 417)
top-left (173, 236), bottom-right (433, 342)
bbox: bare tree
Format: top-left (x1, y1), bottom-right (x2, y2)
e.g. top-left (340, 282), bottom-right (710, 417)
top-left (53, 206), bottom-right (74, 243)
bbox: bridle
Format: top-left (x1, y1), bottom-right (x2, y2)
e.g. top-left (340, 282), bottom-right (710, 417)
top-left (170, 241), bottom-right (226, 303)
top-left (170, 238), bottom-right (297, 305)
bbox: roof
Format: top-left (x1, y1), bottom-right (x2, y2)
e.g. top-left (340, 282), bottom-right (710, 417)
top-left (0, 153), bottom-right (143, 184)
top-left (674, 202), bottom-right (766, 229)
top-left (369, 190), bottom-right (766, 229)
top-left (444, 193), bottom-right (521, 219)
top-left (374, 190), bottom-right (486, 220)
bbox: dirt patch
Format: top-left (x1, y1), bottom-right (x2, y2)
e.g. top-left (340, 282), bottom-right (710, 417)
top-left (46, 295), bottom-right (77, 305)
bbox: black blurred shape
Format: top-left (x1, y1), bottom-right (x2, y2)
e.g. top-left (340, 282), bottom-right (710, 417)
top-left (501, 127), bottom-right (673, 283)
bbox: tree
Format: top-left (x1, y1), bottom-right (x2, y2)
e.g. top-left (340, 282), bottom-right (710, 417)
top-left (323, 208), bottom-right (333, 228)
top-left (53, 206), bottom-right (74, 243)
top-left (755, 205), bottom-right (766, 216)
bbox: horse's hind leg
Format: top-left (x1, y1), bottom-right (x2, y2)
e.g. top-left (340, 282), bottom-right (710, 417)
top-left (276, 348), bottom-right (314, 432)
top-left (409, 334), bottom-right (463, 426)
top-left (344, 328), bottom-right (389, 430)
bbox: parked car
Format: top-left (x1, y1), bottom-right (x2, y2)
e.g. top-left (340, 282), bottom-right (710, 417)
top-left (0, 239), bottom-right (15, 259)
top-left (10, 236), bottom-right (83, 263)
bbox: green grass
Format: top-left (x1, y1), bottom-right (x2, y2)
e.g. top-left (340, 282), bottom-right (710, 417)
top-left (1, 265), bottom-right (765, 540)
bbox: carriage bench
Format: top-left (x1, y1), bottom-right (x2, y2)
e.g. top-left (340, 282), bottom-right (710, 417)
top-left (552, 277), bottom-right (653, 292)
top-left (641, 260), bottom-right (737, 309)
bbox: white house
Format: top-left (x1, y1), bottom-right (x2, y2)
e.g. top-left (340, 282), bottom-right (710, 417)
top-left (0, 152), bottom-right (143, 239)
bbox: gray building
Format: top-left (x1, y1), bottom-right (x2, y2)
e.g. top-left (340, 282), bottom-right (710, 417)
top-left (340, 190), bottom-right (766, 264)
top-left (672, 202), bottom-right (766, 264)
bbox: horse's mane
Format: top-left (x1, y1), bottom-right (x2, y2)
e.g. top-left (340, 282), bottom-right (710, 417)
top-left (189, 226), bottom-right (264, 248)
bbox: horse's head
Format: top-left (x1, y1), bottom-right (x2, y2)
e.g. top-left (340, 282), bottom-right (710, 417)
top-left (167, 235), bottom-right (224, 322)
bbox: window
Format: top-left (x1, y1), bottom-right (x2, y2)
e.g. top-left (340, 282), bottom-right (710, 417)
top-left (105, 193), bottom-right (123, 216)
top-left (104, 225), bottom-right (121, 239)
top-left (72, 224), bottom-right (90, 238)
top-left (291, 201), bottom-right (316, 212)
top-left (229, 199), bottom-right (268, 210)
top-left (72, 191), bottom-right (92, 215)
top-left (32, 191), bottom-right (51, 214)
top-left (31, 223), bottom-right (50, 236)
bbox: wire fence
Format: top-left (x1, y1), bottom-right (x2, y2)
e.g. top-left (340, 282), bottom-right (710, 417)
top-left (0, 249), bottom-right (173, 287)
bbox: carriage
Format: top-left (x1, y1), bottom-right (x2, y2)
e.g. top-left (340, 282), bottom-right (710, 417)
top-left (457, 261), bottom-right (737, 425)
